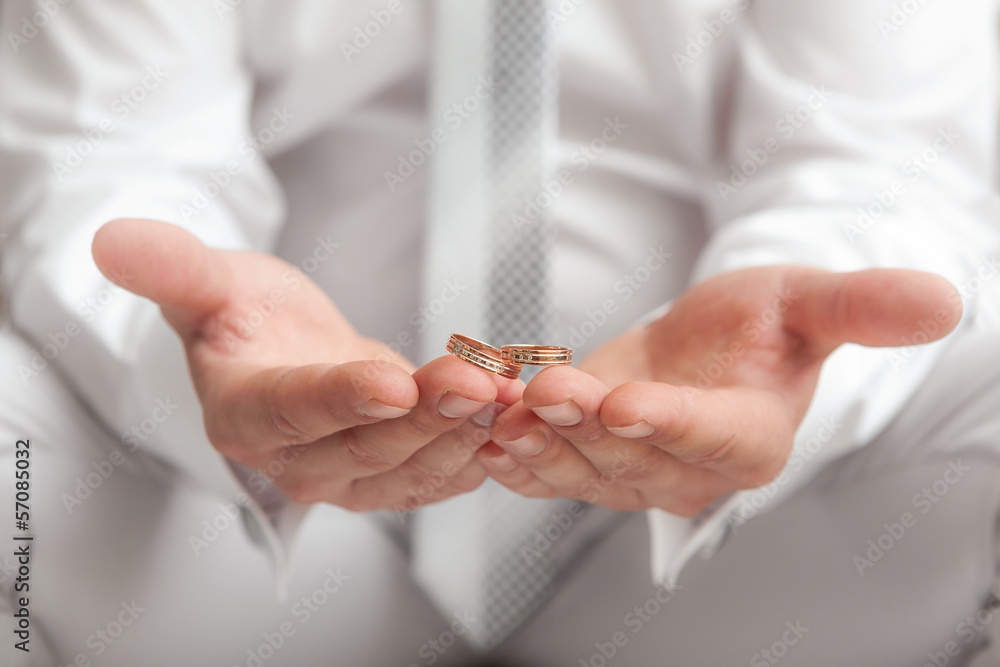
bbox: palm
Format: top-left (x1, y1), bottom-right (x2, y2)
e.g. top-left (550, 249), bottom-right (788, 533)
top-left (176, 250), bottom-right (413, 394)
top-left (93, 219), bottom-right (515, 513)
top-left (483, 266), bottom-right (962, 514)
top-left (583, 268), bottom-right (826, 427)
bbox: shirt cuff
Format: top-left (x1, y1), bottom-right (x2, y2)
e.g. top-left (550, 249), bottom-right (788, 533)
top-left (227, 460), bottom-right (312, 601)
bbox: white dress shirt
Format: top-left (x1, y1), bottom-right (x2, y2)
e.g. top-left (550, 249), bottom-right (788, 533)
top-left (2, 0), bottom-right (999, 594)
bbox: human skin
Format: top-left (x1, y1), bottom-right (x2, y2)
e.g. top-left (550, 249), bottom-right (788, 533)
top-left (480, 266), bottom-right (961, 515)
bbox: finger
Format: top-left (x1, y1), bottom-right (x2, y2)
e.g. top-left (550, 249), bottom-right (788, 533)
top-left (518, 366), bottom-right (672, 482)
top-left (92, 219), bottom-right (232, 334)
top-left (208, 360), bottom-right (419, 456)
top-left (526, 369), bottom-right (739, 513)
top-left (782, 267), bottom-right (962, 357)
top-left (491, 399), bottom-right (644, 509)
top-left (600, 381), bottom-right (795, 489)
top-left (477, 441), bottom-right (560, 499)
top-left (492, 373), bottom-right (527, 408)
top-left (271, 355), bottom-right (501, 503)
top-left (350, 403), bottom-right (504, 512)
top-left (351, 355), bottom-right (501, 455)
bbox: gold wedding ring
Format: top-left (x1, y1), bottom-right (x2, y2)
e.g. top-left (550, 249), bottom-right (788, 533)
top-left (446, 334), bottom-right (523, 379)
top-left (447, 335), bottom-right (573, 378)
top-left (501, 344), bottom-right (573, 366)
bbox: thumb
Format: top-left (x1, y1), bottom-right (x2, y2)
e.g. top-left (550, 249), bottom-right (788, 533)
top-left (783, 267), bottom-right (962, 357)
top-left (92, 218), bottom-right (232, 334)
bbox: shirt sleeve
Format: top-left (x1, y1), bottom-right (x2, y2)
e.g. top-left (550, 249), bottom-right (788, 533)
top-left (648, 0), bottom-right (1000, 586)
top-left (0, 0), bottom-right (299, 588)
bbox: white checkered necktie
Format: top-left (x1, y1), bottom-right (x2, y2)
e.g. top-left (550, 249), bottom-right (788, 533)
top-left (411, 0), bottom-right (618, 653)
top-left (483, 0), bottom-right (557, 347)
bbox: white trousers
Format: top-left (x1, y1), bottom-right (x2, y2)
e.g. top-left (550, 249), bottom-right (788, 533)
top-left (2, 324), bottom-right (1000, 667)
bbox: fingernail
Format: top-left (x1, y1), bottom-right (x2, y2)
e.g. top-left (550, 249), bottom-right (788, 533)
top-left (484, 451), bottom-right (519, 473)
top-left (438, 392), bottom-right (489, 419)
top-left (608, 421), bottom-right (655, 439)
top-left (470, 403), bottom-right (503, 428)
top-left (532, 401), bottom-right (583, 427)
top-left (361, 400), bottom-right (410, 420)
top-left (498, 431), bottom-right (547, 457)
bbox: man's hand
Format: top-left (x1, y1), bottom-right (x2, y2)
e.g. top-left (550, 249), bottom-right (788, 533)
top-left (93, 219), bottom-right (522, 512)
top-left (477, 266), bottom-right (961, 515)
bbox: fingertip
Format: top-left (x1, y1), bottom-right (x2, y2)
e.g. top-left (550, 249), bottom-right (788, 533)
top-left (359, 399), bottom-right (412, 420)
top-left (600, 381), bottom-right (640, 428)
top-left (470, 402), bottom-right (505, 428)
top-left (490, 400), bottom-right (534, 438)
top-left (493, 375), bottom-right (526, 407)
top-left (91, 218), bottom-right (231, 323)
top-left (868, 269), bottom-right (965, 337)
top-left (477, 442), bottom-right (521, 473)
top-left (91, 219), bottom-right (119, 266)
top-left (600, 381), bottom-right (679, 432)
top-left (347, 360), bottom-right (420, 411)
top-left (927, 273), bottom-right (964, 334)
top-left (789, 267), bottom-right (967, 351)
top-left (418, 354), bottom-right (500, 405)
top-left (522, 365), bottom-right (605, 410)
top-left (92, 219), bottom-right (141, 286)
top-left (868, 268), bottom-right (967, 344)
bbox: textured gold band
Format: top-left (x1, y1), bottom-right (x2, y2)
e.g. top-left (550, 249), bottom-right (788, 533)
top-left (447, 334), bottom-right (523, 379)
top-left (501, 344), bottom-right (573, 366)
